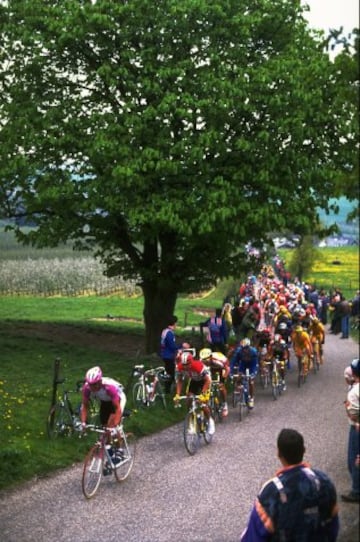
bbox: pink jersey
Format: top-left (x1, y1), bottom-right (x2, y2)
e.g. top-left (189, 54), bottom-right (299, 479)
top-left (82, 377), bottom-right (123, 403)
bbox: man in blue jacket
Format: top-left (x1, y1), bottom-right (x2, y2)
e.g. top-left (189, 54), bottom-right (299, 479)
top-left (240, 428), bottom-right (339, 542)
top-left (160, 315), bottom-right (189, 393)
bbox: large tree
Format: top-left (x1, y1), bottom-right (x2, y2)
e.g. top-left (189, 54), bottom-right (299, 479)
top-left (0, 0), bottom-right (358, 352)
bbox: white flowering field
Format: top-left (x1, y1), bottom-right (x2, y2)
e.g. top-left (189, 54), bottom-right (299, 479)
top-left (0, 256), bottom-right (139, 296)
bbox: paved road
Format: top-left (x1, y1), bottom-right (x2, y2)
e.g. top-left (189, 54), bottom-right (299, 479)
top-left (0, 331), bottom-right (358, 542)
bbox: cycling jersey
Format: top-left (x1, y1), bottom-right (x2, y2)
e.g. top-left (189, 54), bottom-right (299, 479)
top-left (82, 377), bottom-right (123, 403)
top-left (230, 346), bottom-right (258, 376)
top-left (176, 359), bottom-right (210, 382)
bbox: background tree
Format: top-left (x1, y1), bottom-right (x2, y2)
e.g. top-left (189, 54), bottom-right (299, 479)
top-left (0, 0), bottom-right (358, 352)
top-left (287, 235), bottom-right (321, 283)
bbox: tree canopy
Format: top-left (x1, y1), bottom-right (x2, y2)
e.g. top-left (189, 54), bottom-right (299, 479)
top-left (0, 0), bottom-right (358, 351)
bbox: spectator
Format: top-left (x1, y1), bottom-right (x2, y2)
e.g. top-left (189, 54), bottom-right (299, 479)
top-left (240, 428), bottom-right (339, 541)
top-left (339, 297), bottom-right (352, 339)
top-left (160, 315), bottom-right (189, 393)
top-left (200, 308), bottom-right (227, 354)
top-left (318, 289), bottom-right (330, 325)
top-left (221, 302), bottom-right (233, 338)
top-left (231, 301), bottom-right (243, 340)
top-left (351, 290), bottom-right (360, 330)
top-left (329, 294), bottom-right (342, 334)
top-left (341, 358), bottom-right (360, 503)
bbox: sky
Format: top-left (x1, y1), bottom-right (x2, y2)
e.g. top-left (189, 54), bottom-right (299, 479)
top-left (303, 0), bottom-right (359, 35)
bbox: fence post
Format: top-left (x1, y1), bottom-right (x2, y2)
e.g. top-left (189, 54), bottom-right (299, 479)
top-left (51, 357), bottom-right (61, 408)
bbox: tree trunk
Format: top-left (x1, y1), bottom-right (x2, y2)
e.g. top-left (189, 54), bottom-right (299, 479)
top-left (142, 282), bottom-right (178, 354)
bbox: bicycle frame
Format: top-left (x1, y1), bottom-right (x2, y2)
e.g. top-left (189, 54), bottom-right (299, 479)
top-left (178, 394), bottom-right (213, 455)
top-left (82, 420), bottom-right (136, 499)
top-left (132, 365), bottom-right (167, 408)
top-left (209, 376), bottom-right (225, 422)
top-left (231, 372), bottom-right (252, 421)
top-left (46, 379), bottom-right (84, 438)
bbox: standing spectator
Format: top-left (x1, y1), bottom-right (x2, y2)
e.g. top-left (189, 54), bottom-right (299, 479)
top-left (221, 302), bottom-right (233, 338)
top-left (240, 428), bottom-right (339, 541)
top-left (160, 315), bottom-right (189, 393)
top-left (329, 294), bottom-right (342, 334)
top-left (351, 290), bottom-right (360, 330)
top-left (339, 297), bottom-right (352, 339)
top-left (231, 301), bottom-right (243, 340)
top-left (318, 289), bottom-right (330, 325)
top-left (200, 308), bottom-right (227, 354)
top-left (341, 358), bottom-right (360, 503)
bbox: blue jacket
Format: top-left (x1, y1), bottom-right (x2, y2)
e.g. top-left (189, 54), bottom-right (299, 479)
top-left (160, 327), bottom-right (181, 360)
top-left (230, 345), bottom-right (258, 376)
top-left (240, 463), bottom-right (339, 542)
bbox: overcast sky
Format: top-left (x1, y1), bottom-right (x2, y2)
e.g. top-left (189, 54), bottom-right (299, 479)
top-left (303, 0), bottom-right (359, 34)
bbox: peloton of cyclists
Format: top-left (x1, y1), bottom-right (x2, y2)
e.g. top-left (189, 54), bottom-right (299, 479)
top-left (199, 348), bottom-right (230, 417)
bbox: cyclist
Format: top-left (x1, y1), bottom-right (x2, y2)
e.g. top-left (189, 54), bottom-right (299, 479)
top-left (80, 366), bottom-right (126, 429)
top-left (308, 316), bottom-right (325, 365)
top-left (230, 338), bottom-right (258, 408)
top-left (267, 334), bottom-right (288, 391)
top-left (199, 348), bottom-right (230, 417)
top-left (174, 351), bottom-right (215, 435)
top-left (291, 324), bottom-right (313, 376)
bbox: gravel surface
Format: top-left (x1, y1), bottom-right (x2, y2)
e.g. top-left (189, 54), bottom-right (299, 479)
top-left (0, 330), bottom-right (359, 542)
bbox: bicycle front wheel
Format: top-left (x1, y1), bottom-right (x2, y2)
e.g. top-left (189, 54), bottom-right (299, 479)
top-left (272, 372), bottom-right (279, 400)
top-left (46, 404), bottom-right (73, 438)
top-left (238, 387), bottom-right (244, 421)
top-left (154, 381), bottom-right (167, 409)
top-left (82, 445), bottom-right (103, 499)
top-left (114, 433), bottom-right (137, 482)
top-left (184, 412), bottom-right (200, 455)
top-left (133, 382), bottom-right (146, 408)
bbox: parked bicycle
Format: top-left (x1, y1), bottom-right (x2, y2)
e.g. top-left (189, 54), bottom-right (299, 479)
top-left (132, 365), bottom-right (169, 408)
top-left (231, 370), bottom-right (252, 421)
top-left (82, 411), bottom-right (136, 499)
top-left (179, 394), bottom-right (213, 455)
top-left (47, 378), bottom-right (98, 438)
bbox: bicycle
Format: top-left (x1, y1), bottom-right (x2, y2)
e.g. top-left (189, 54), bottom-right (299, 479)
top-left (132, 365), bottom-right (168, 409)
top-left (46, 378), bottom-right (99, 438)
top-left (297, 353), bottom-right (309, 388)
top-left (209, 375), bottom-right (226, 422)
top-left (312, 340), bottom-right (321, 374)
top-left (258, 350), bottom-right (270, 389)
top-left (178, 394), bottom-right (213, 455)
top-left (231, 370), bottom-right (252, 421)
top-left (268, 356), bottom-right (285, 400)
top-left (82, 411), bottom-right (136, 499)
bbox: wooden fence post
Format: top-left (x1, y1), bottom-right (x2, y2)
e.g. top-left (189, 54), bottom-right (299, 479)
top-left (50, 357), bottom-right (61, 408)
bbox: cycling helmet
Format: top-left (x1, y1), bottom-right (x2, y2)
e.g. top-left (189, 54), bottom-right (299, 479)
top-left (350, 358), bottom-right (360, 377)
top-left (180, 352), bottom-right (193, 365)
top-left (85, 366), bottom-right (103, 384)
top-left (199, 348), bottom-right (212, 361)
top-left (278, 322), bottom-right (287, 330)
top-left (312, 317), bottom-right (319, 324)
top-left (274, 334), bottom-right (281, 342)
top-left (241, 338), bottom-right (251, 347)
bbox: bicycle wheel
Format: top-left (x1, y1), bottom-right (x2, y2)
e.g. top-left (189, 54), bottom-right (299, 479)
top-left (183, 412), bottom-right (200, 455)
top-left (313, 346), bottom-right (320, 373)
top-left (154, 381), bottom-right (167, 409)
top-left (132, 382), bottom-right (147, 408)
top-left (210, 392), bottom-right (223, 423)
top-left (203, 416), bottom-right (214, 445)
top-left (272, 371), bottom-right (279, 400)
top-left (114, 433), bottom-right (137, 482)
top-left (47, 403), bottom-right (73, 438)
top-left (232, 380), bottom-right (241, 408)
top-left (238, 387), bottom-right (244, 421)
top-left (82, 444), bottom-right (103, 499)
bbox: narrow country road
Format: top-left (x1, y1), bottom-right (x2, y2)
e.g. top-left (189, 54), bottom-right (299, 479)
top-left (0, 331), bottom-right (358, 542)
